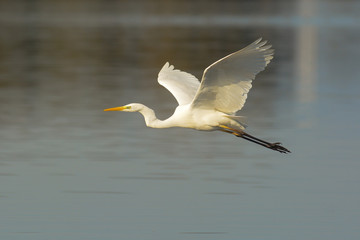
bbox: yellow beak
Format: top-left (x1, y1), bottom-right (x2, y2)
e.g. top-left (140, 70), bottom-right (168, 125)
top-left (104, 106), bottom-right (128, 111)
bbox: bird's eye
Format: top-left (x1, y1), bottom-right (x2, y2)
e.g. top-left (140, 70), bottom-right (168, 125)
top-left (126, 106), bottom-right (131, 109)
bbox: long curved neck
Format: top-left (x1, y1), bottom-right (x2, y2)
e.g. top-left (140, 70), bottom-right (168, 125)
top-left (138, 105), bottom-right (172, 129)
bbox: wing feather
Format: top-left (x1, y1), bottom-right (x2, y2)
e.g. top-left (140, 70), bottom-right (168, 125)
top-left (158, 62), bottom-right (200, 106)
top-left (191, 38), bottom-right (274, 114)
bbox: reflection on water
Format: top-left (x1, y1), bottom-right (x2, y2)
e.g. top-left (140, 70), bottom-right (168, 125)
top-left (1, 1), bottom-right (360, 240)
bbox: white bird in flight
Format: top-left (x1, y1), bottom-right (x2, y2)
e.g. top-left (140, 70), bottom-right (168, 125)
top-left (104, 38), bottom-right (290, 153)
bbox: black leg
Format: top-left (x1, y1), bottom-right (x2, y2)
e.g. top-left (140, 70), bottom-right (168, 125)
top-left (219, 126), bottom-right (291, 154)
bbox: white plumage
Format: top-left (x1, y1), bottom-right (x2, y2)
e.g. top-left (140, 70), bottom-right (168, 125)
top-left (105, 38), bottom-right (290, 153)
top-left (158, 62), bottom-right (200, 106)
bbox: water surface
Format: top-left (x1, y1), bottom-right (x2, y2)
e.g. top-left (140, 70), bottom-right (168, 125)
top-left (1, 1), bottom-right (360, 239)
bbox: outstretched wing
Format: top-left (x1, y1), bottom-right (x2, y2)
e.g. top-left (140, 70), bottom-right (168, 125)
top-left (158, 62), bottom-right (200, 106)
top-left (191, 38), bottom-right (274, 114)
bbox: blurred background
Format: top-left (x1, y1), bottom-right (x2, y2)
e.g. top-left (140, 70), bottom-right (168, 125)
top-left (1, 0), bottom-right (360, 239)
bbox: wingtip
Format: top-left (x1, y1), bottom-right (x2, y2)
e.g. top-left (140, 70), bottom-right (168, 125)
top-left (252, 38), bottom-right (271, 49)
top-left (254, 38), bottom-right (275, 57)
top-left (161, 62), bottom-right (172, 70)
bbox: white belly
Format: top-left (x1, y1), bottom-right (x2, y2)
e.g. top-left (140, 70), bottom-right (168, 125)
top-left (168, 105), bottom-right (228, 131)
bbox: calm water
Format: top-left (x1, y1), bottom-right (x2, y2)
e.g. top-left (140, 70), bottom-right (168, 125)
top-left (1, 1), bottom-right (360, 239)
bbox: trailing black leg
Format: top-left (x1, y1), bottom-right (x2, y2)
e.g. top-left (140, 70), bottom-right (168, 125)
top-left (242, 132), bottom-right (291, 153)
top-left (219, 125), bottom-right (291, 154)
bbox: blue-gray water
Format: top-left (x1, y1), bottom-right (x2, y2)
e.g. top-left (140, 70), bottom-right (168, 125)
top-left (1, 1), bottom-right (360, 239)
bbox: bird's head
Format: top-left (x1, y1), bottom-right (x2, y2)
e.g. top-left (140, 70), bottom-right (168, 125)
top-left (104, 103), bottom-right (143, 113)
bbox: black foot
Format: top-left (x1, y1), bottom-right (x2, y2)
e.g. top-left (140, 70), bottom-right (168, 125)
top-left (267, 142), bottom-right (291, 154)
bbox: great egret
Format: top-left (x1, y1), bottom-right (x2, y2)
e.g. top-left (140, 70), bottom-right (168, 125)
top-left (105, 38), bottom-right (290, 153)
